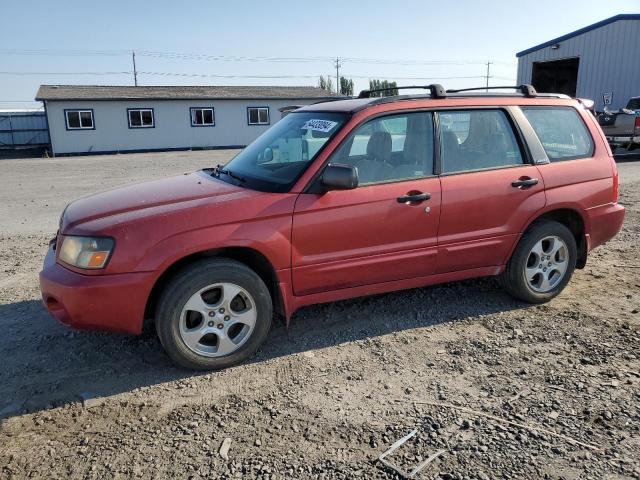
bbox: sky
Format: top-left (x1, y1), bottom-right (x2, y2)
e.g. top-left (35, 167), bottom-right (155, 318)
top-left (0, 0), bottom-right (638, 109)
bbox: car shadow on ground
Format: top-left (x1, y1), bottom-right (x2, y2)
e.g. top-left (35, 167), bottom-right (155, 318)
top-left (0, 277), bottom-right (527, 419)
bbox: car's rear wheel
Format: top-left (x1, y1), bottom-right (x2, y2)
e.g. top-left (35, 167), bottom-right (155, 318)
top-left (155, 258), bottom-right (272, 370)
top-left (501, 220), bottom-right (577, 303)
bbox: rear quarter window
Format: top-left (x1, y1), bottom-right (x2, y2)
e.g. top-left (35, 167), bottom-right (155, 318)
top-left (521, 107), bottom-right (594, 161)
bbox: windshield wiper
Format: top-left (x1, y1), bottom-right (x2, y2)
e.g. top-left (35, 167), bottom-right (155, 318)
top-left (212, 164), bottom-right (246, 183)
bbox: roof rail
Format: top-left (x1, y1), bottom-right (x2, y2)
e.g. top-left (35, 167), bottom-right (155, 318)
top-left (358, 84), bottom-right (446, 99)
top-left (446, 84), bottom-right (537, 98)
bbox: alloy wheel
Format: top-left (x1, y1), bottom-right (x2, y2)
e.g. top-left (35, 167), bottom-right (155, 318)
top-left (524, 235), bottom-right (569, 293)
top-left (179, 282), bottom-right (257, 357)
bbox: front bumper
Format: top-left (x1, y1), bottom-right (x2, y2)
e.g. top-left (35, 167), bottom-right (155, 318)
top-left (39, 245), bottom-right (154, 334)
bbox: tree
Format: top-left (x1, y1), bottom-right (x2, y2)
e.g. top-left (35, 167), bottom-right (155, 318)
top-left (318, 75), bottom-right (334, 93)
top-left (368, 79), bottom-right (398, 97)
top-left (339, 76), bottom-right (354, 96)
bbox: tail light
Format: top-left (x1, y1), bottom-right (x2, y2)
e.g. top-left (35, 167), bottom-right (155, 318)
top-left (635, 116), bottom-right (640, 130)
top-left (613, 168), bottom-right (619, 203)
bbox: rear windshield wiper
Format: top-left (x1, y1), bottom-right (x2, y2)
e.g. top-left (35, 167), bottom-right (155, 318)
top-left (212, 164), bottom-right (246, 183)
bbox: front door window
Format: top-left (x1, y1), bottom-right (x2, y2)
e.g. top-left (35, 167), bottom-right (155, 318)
top-left (332, 111), bottom-right (434, 184)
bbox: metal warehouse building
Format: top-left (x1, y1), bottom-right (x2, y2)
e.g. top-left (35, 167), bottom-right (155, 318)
top-left (0, 109), bottom-right (49, 151)
top-left (516, 14), bottom-right (640, 111)
top-left (35, 85), bottom-right (340, 155)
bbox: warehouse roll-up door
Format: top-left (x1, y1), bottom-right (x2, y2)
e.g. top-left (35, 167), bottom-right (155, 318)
top-left (531, 57), bottom-right (579, 97)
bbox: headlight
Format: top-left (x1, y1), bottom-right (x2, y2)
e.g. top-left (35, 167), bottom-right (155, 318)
top-left (58, 236), bottom-right (115, 269)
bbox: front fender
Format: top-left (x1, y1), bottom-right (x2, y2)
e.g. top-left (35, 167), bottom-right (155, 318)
top-left (134, 219), bottom-right (293, 275)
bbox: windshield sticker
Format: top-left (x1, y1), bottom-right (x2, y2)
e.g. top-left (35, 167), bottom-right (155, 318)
top-left (301, 119), bottom-right (338, 133)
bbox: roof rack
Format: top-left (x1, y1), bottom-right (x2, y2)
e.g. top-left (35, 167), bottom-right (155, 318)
top-left (446, 84), bottom-right (537, 98)
top-left (358, 84), bottom-right (446, 99)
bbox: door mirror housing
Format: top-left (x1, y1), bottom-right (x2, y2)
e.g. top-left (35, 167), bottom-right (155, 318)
top-left (321, 164), bottom-right (358, 191)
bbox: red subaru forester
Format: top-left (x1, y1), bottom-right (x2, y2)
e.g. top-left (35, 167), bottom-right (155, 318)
top-left (40, 85), bottom-right (625, 370)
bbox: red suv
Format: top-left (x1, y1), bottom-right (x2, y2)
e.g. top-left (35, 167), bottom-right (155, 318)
top-left (40, 84), bottom-right (625, 370)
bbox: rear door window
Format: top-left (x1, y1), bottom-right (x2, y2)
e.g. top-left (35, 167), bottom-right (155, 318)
top-left (438, 109), bottom-right (524, 174)
top-left (521, 107), bottom-right (594, 161)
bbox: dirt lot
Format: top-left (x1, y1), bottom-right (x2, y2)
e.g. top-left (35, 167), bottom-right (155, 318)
top-left (1, 151), bottom-right (639, 480)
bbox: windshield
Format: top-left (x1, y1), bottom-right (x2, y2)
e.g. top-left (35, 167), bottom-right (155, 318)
top-left (215, 111), bottom-right (348, 192)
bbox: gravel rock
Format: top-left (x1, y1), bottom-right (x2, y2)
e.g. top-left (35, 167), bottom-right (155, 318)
top-left (1, 154), bottom-right (639, 479)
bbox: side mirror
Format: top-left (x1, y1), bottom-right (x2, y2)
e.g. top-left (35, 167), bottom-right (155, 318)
top-left (321, 163), bottom-right (358, 191)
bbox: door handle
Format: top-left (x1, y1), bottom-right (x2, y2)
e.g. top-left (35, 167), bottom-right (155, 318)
top-left (397, 192), bottom-right (431, 204)
top-left (511, 178), bottom-right (539, 188)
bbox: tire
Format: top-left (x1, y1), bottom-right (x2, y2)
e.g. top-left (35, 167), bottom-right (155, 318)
top-left (500, 220), bottom-right (577, 303)
top-left (155, 258), bottom-right (272, 370)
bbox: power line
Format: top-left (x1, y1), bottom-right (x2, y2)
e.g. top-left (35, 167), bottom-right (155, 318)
top-left (125, 71), bottom-right (492, 81)
top-left (140, 51), bottom-right (517, 67)
top-left (342, 57), bottom-right (505, 66)
top-left (138, 71), bottom-right (321, 79)
top-left (0, 70), bottom-right (500, 82)
top-left (345, 74), bottom-right (488, 80)
top-left (0, 70), bottom-right (313, 79)
top-left (0, 48), bottom-right (517, 66)
top-left (138, 51), bottom-right (332, 63)
top-left (0, 71), bottom-right (132, 75)
top-left (138, 51), bottom-right (516, 66)
top-left (0, 48), bottom-right (129, 56)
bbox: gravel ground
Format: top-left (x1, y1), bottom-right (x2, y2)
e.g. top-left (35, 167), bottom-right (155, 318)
top-left (0, 151), bottom-right (639, 480)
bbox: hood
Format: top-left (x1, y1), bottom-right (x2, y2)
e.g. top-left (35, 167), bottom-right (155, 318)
top-left (61, 170), bottom-right (254, 231)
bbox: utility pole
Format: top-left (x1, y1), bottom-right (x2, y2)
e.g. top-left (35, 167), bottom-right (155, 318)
top-left (485, 61), bottom-right (492, 91)
top-left (334, 57), bottom-right (341, 94)
top-left (132, 50), bottom-right (138, 86)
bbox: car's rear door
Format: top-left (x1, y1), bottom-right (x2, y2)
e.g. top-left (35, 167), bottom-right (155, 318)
top-left (436, 107), bottom-right (546, 273)
top-left (291, 111), bottom-right (441, 295)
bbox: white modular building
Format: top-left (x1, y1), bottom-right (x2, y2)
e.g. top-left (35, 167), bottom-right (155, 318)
top-left (35, 85), bottom-right (341, 155)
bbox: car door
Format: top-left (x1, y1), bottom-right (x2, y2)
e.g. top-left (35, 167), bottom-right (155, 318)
top-left (436, 108), bottom-right (546, 273)
top-left (291, 111), bottom-right (441, 296)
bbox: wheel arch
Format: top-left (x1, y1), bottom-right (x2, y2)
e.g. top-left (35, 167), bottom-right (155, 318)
top-left (519, 208), bottom-right (587, 268)
top-left (144, 246), bottom-right (284, 332)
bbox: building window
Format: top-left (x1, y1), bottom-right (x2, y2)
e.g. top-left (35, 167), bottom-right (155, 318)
top-left (190, 107), bottom-right (215, 127)
top-left (128, 108), bottom-right (154, 128)
top-left (65, 110), bottom-right (94, 130)
top-left (247, 107), bottom-right (269, 125)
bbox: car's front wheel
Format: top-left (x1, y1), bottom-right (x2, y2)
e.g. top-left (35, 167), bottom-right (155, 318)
top-left (501, 220), bottom-right (577, 303)
top-left (155, 258), bottom-right (272, 370)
